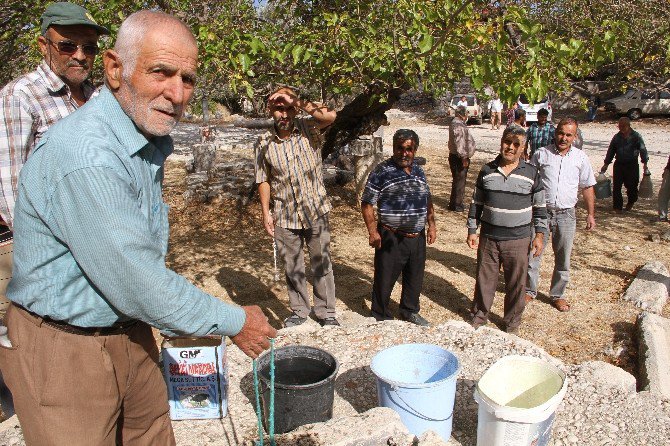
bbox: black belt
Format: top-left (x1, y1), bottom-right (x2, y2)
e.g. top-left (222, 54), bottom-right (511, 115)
top-left (14, 304), bottom-right (138, 336)
top-left (381, 224), bottom-right (421, 238)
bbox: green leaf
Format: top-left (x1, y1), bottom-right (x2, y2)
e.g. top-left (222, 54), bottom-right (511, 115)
top-left (292, 45), bottom-right (305, 65)
top-left (238, 54), bottom-right (250, 72)
top-left (418, 34), bottom-right (434, 53)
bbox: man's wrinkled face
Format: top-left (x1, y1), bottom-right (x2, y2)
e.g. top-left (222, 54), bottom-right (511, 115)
top-left (271, 104), bottom-right (298, 131)
top-left (537, 114), bottom-right (548, 127)
top-left (500, 134), bottom-right (525, 163)
top-left (38, 25), bottom-right (99, 86)
top-left (118, 28), bottom-right (197, 137)
top-left (555, 123), bottom-right (577, 152)
top-left (393, 139), bottom-right (417, 169)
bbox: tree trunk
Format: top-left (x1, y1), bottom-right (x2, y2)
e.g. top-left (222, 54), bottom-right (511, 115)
top-left (202, 92), bottom-right (210, 124)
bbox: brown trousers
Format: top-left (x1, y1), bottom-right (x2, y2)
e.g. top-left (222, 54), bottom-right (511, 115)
top-left (0, 243), bottom-right (12, 320)
top-left (0, 305), bottom-right (175, 446)
top-left (471, 236), bottom-right (531, 330)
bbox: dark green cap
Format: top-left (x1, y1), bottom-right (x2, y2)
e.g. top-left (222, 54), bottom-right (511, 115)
top-left (40, 2), bottom-right (110, 36)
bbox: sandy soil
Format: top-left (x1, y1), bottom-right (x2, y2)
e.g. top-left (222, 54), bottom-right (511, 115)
top-left (164, 112), bottom-right (670, 379)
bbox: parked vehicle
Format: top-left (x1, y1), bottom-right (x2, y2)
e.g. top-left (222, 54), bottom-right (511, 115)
top-left (447, 94), bottom-right (483, 124)
top-left (517, 94), bottom-right (552, 123)
top-left (603, 90), bottom-right (670, 120)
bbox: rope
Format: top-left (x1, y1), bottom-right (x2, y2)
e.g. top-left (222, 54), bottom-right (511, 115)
top-left (272, 239), bottom-right (279, 282)
top-left (253, 338), bottom-right (275, 446)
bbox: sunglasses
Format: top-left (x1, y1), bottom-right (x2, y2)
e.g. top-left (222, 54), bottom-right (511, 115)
top-left (47, 38), bottom-right (99, 56)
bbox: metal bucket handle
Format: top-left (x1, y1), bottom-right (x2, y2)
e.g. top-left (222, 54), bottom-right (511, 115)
top-left (390, 384), bottom-right (454, 422)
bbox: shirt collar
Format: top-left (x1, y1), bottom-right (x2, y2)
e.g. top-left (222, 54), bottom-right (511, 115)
top-left (492, 154), bottom-right (528, 171)
top-left (269, 118), bottom-right (301, 143)
top-left (96, 87), bottom-right (173, 158)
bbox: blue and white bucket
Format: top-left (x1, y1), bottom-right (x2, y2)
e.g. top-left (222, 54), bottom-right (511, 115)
top-left (370, 344), bottom-right (461, 441)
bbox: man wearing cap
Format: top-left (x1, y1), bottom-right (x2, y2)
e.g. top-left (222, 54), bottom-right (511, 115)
top-left (0, 2), bottom-right (109, 321)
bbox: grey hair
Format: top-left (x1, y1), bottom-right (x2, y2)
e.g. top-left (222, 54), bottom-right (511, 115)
top-left (502, 126), bottom-right (527, 142)
top-left (114, 10), bottom-right (195, 75)
top-left (557, 117), bottom-right (579, 130)
top-left (455, 105), bottom-right (467, 117)
top-left (393, 129), bottom-right (419, 148)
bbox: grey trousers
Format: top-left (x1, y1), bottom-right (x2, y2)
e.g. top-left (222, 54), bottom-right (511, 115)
top-left (274, 213), bottom-right (336, 319)
top-left (526, 208), bottom-right (576, 300)
top-left (472, 236), bottom-right (531, 330)
top-left (659, 168), bottom-right (670, 220)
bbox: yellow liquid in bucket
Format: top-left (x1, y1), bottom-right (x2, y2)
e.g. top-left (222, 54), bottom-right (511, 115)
top-left (504, 376), bottom-right (563, 408)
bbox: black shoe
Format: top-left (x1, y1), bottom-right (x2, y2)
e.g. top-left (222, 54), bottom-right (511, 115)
top-left (319, 317), bottom-right (340, 327)
top-left (505, 326), bottom-right (520, 335)
top-left (625, 202), bottom-right (634, 211)
top-left (284, 312), bottom-right (307, 328)
top-left (400, 313), bottom-right (430, 327)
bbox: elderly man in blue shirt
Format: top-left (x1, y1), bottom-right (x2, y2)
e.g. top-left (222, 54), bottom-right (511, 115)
top-left (0, 10), bottom-right (276, 445)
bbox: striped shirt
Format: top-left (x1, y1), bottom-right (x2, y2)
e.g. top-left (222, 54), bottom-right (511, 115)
top-left (9, 87), bottom-right (245, 336)
top-left (526, 122), bottom-right (555, 157)
top-left (254, 117), bottom-right (331, 229)
top-left (0, 61), bottom-right (94, 228)
top-left (531, 144), bottom-right (596, 209)
top-left (467, 156), bottom-right (548, 240)
top-left (361, 158), bottom-right (431, 233)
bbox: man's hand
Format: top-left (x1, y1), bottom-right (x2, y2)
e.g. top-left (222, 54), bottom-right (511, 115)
top-left (586, 214), bottom-right (596, 231)
top-left (427, 225), bottom-right (437, 244)
top-left (600, 164), bottom-right (608, 174)
top-left (263, 213), bottom-right (275, 237)
top-left (268, 91), bottom-right (298, 109)
top-left (368, 230), bottom-right (382, 249)
top-left (230, 306), bottom-right (278, 359)
top-left (462, 158), bottom-right (470, 168)
top-left (531, 233), bottom-right (544, 257)
top-left (467, 233), bottom-right (478, 249)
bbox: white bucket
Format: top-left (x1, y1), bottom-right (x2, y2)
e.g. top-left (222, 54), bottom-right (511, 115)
top-left (474, 355), bottom-right (568, 446)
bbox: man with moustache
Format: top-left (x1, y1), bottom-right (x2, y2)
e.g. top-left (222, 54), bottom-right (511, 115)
top-left (0, 11), bottom-right (276, 444)
top-left (467, 126), bottom-right (547, 334)
top-left (525, 118), bottom-right (596, 312)
top-left (362, 129), bottom-right (437, 326)
top-left (0, 1), bottom-right (108, 322)
top-left (254, 86), bottom-right (339, 327)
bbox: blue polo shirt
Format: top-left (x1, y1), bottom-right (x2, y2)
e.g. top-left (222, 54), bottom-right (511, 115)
top-left (8, 87), bottom-right (246, 336)
top-left (361, 158), bottom-right (431, 233)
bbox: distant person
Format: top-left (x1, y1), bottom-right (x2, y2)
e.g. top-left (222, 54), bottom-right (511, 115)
top-left (448, 106), bottom-right (476, 212)
top-left (504, 102), bottom-right (518, 127)
top-left (457, 95), bottom-right (468, 108)
top-left (255, 86), bottom-right (340, 327)
top-left (488, 95), bottom-right (503, 130)
top-left (0, 11), bottom-right (277, 444)
top-left (573, 128), bottom-right (584, 150)
top-left (467, 126), bottom-right (547, 334)
top-left (525, 108), bottom-right (555, 159)
top-left (526, 118), bottom-right (596, 312)
top-left (511, 107), bottom-right (526, 129)
top-left (657, 155), bottom-right (670, 222)
top-left (587, 94), bottom-right (600, 122)
top-left (599, 117), bottom-right (648, 212)
top-left (361, 129), bottom-right (436, 326)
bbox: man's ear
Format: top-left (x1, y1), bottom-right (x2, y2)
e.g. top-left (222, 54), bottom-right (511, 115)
top-left (103, 49), bottom-right (123, 90)
top-left (37, 34), bottom-right (48, 58)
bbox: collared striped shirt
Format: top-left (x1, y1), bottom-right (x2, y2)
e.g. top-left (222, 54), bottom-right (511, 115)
top-left (361, 158), bottom-right (431, 233)
top-left (531, 144), bottom-right (596, 209)
top-left (254, 117), bottom-right (331, 229)
top-left (0, 61), bottom-right (94, 228)
top-left (468, 156), bottom-right (548, 240)
top-left (526, 122), bottom-right (555, 157)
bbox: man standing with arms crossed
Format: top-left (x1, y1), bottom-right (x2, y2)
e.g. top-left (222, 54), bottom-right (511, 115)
top-left (255, 86), bottom-right (340, 327)
top-left (0, 11), bottom-right (276, 444)
top-left (525, 118), bottom-right (597, 312)
top-left (0, 1), bottom-right (108, 322)
top-left (362, 129), bottom-right (437, 326)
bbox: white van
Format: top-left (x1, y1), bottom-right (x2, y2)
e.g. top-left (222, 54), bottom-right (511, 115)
top-left (518, 94), bottom-right (552, 123)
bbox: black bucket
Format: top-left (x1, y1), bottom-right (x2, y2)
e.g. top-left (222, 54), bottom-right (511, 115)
top-left (257, 345), bottom-right (339, 434)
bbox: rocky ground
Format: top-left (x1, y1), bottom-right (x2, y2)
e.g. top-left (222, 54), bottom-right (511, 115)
top-left (0, 111), bottom-right (669, 445)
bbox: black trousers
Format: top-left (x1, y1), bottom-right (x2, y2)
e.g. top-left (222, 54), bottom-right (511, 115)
top-left (371, 226), bottom-right (426, 321)
top-left (448, 153), bottom-right (469, 210)
top-left (613, 162), bottom-right (639, 210)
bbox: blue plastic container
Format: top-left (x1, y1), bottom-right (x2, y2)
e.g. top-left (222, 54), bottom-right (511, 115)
top-left (370, 344), bottom-right (461, 441)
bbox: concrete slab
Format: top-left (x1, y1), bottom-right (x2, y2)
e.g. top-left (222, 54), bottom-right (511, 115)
top-left (638, 311), bottom-right (670, 399)
top-left (621, 261), bottom-right (670, 314)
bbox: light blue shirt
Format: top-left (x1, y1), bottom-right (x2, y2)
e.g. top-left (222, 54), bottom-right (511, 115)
top-left (8, 87), bottom-right (246, 336)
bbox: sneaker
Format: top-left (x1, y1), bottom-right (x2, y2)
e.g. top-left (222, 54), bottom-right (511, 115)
top-left (650, 216), bottom-right (669, 223)
top-left (400, 313), bottom-right (430, 327)
top-left (319, 317), bottom-right (340, 327)
top-left (283, 313), bottom-right (307, 328)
